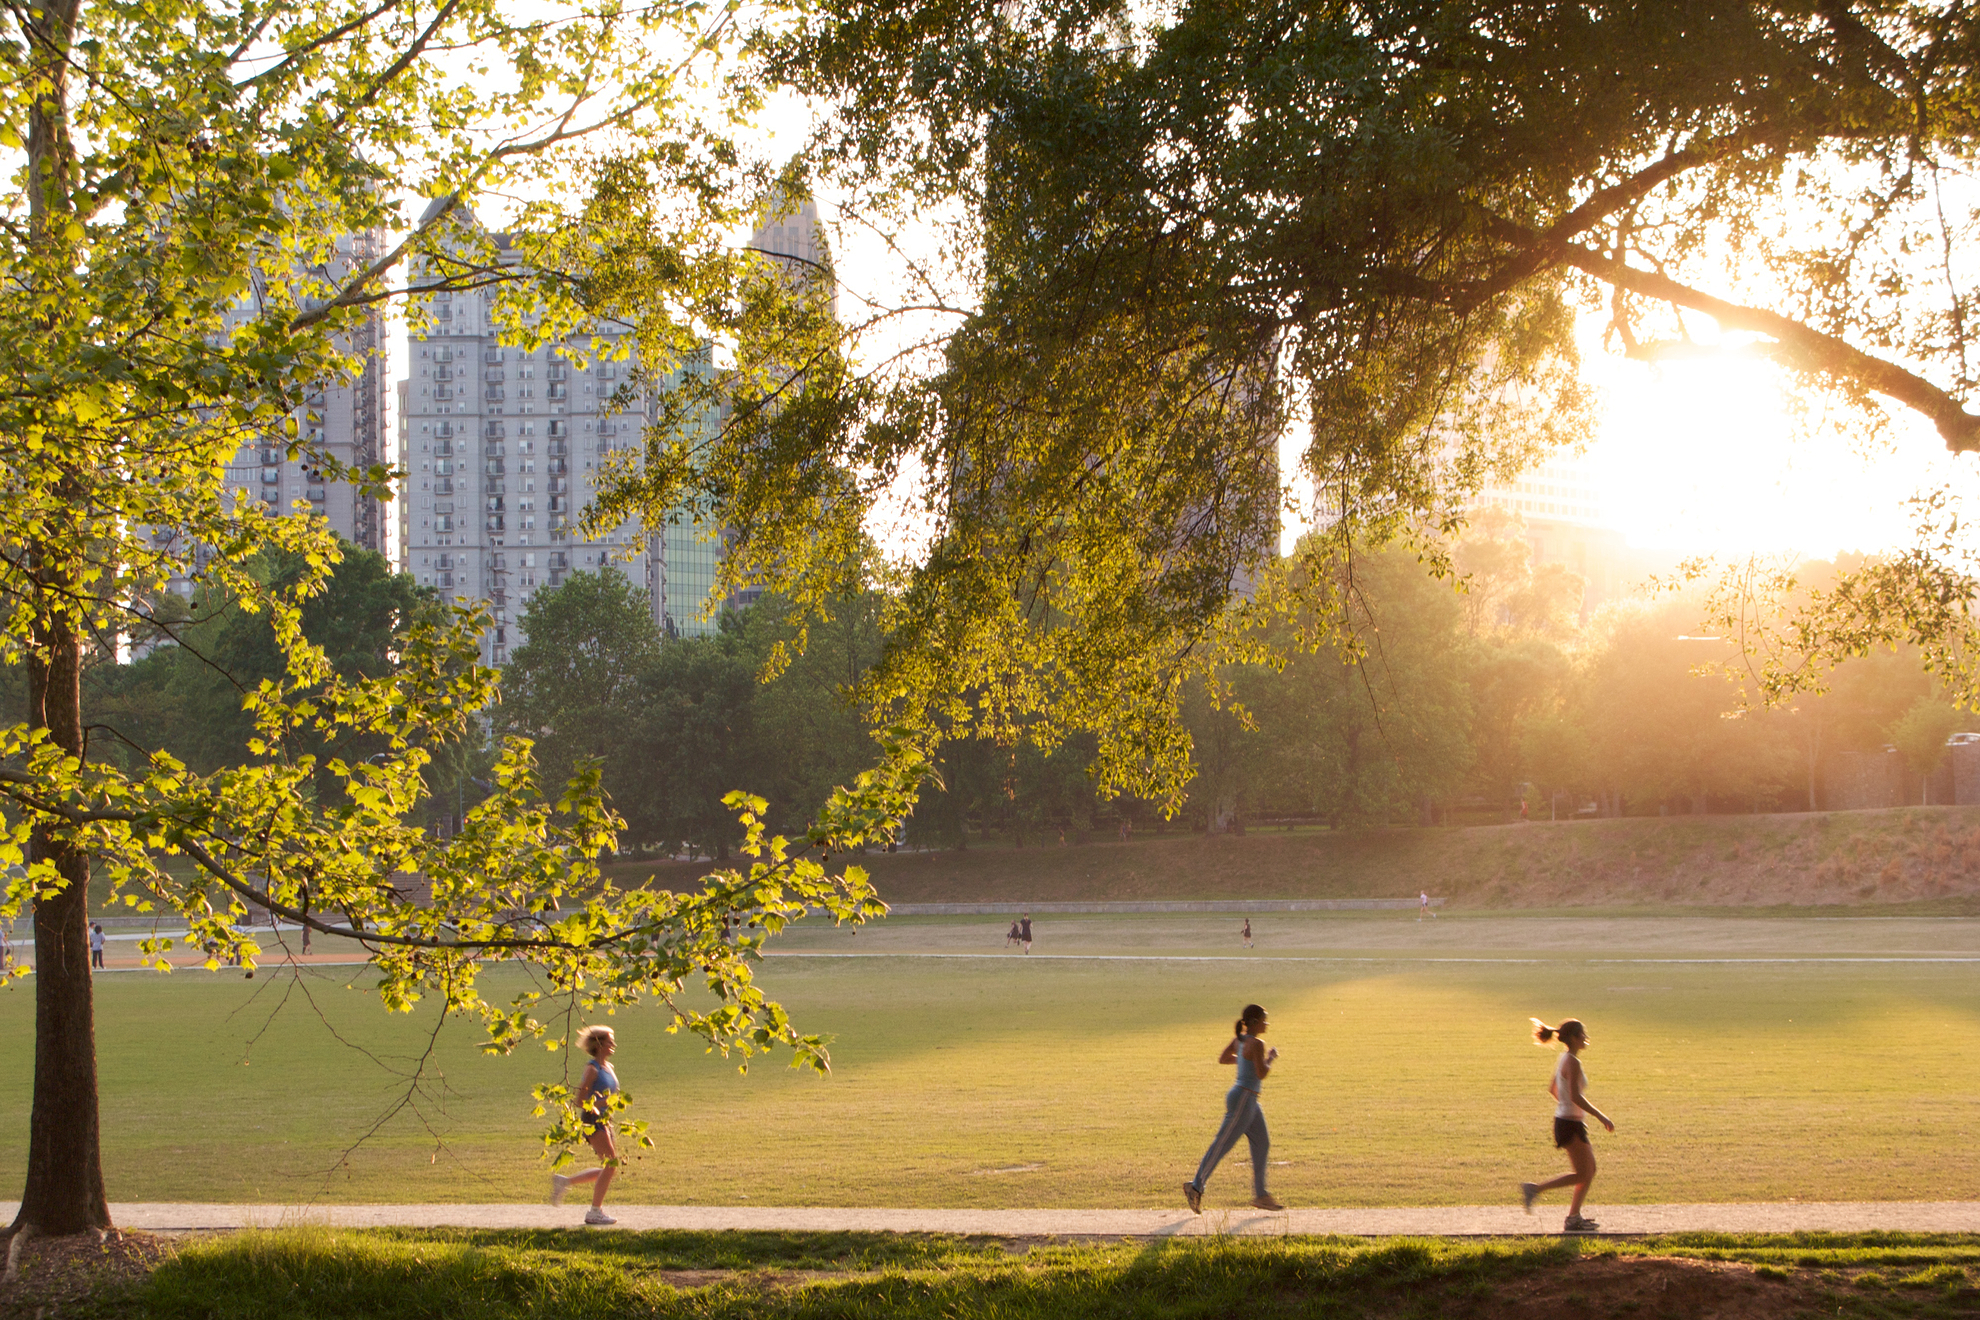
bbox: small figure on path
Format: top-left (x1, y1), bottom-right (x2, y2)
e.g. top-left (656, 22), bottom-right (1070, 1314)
top-left (1240, 918), bottom-right (1253, 948)
top-left (1183, 1003), bottom-right (1284, 1214)
top-left (550, 1024), bottom-right (624, 1225)
top-left (89, 923), bottom-right (105, 970)
top-left (1019, 913), bottom-right (1032, 954)
top-left (1418, 892), bottom-right (1435, 921)
top-left (1006, 919), bottom-right (1022, 948)
top-left (1518, 1017), bottom-right (1615, 1233)
top-left (0, 924), bottom-right (11, 970)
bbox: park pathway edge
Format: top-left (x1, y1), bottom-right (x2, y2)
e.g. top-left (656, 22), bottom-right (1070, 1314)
top-left (8, 1202), bottom-right (1977, 1236)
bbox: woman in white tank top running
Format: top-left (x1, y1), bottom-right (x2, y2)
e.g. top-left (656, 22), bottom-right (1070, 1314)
top-left (1518, 1016), bottom-right (1614, 1233)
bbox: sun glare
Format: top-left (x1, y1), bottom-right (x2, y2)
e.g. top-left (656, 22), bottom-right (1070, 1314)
top-left (1580, 335), bottom-right (1979, 564)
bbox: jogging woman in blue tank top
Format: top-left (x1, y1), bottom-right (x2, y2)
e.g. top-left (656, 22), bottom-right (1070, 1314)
top-left (550, 1025), bottom-right (623, 1225)
top-left (1183, 1003), bottom-right (1284, 1213)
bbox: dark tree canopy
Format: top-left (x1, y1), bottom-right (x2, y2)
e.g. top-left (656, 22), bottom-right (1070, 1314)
top-left (592, 0), bottom-right (1980, 787)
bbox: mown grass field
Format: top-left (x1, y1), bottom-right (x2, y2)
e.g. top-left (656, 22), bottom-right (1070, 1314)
top-left (37, 1228), bottom-right (1980, 1320)
top-left (0, 914), bottom-right (1973, 1209)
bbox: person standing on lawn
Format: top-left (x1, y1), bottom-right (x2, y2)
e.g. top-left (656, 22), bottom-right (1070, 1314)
top-left (89, 923), bottom-right (106, 969)
top-left (1518, 1017), bottom-right (1615, 1233)
top-left (1240, 917), bottom-right (1253, 948)
top-left (1019, 913), bottom-right (1032, 954)
top-left (1183, 1003), bottom-right (1284, 1213)
top-left (550, 1025), bottom-right (625, 1225)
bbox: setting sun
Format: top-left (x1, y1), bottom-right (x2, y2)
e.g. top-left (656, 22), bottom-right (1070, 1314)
top-left (1580, 335), bottom-right (1978, 563)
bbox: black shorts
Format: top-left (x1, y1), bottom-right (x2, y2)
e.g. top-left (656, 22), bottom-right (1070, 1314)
top-left (1553, 1118), bottom-right (1590, 1148)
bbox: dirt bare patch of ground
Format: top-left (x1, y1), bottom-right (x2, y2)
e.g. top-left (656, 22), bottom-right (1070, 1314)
top-left (1477, 1255), bottom-right (1810, 1320)
top-left (1461, 1254), bottom-right (1979, 1320)
top-left (0, 1229), bottom-right (170, 1318)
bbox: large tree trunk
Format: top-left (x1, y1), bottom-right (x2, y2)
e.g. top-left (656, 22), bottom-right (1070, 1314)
top-left (13, 614), bottom-right (111, 1236)
top-left (12, 0), bottom-right (104, 1239)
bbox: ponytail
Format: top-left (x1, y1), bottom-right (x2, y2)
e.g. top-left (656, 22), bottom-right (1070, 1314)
top-left (1235, 1003), bottom-right (1266, 1037)
top-left (1532, 1016), bottom-right (1584, 1046)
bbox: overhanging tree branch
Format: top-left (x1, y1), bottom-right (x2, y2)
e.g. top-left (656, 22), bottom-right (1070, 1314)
top-left (1478, 212), bottom-right (1980, 453)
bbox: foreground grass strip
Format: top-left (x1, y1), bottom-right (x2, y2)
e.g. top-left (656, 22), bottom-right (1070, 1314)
top-left (123, 1229), bottom-right (1980, 1320)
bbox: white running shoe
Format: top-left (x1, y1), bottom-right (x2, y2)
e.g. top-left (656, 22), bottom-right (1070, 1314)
top-left (584, 1208), bottom-right (617, 1226)
top-left (1519, 1182), bottom-right (1539, 1214)
top-left (550, 1174), bottom-right (570, 1206)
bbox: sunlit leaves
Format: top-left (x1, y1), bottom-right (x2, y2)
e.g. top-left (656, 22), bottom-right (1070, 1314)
top-left (0, 0), bottom-right (886, 1176)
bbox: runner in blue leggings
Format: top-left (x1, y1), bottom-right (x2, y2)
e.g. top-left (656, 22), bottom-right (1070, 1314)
top-left (1184, 1003), bottom-right (1284, 1212)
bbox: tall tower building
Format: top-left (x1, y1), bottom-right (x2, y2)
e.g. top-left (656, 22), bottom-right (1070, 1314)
top-left (399, 200), bottom-right (838, 655)
top-left (653, 196), bottom-right (835, 629)
top-left (398, 209), bottom-right (658, 663)
top-left (142, 228), bottom-right (388, 624)
top-left (219, 229), bottom-right (391, 555)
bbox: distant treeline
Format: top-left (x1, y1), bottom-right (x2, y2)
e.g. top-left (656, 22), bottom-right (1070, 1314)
top-left (1184, 519), bottom-right (1961, 835)
top-left (76, 522), bottom-right (1963, 858)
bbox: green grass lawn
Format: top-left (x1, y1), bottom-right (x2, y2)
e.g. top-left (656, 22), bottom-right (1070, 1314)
top-left (0, 915), bottom-right (1974, 1208)
top-left (74, 1229), bottom-right (1980, 1320)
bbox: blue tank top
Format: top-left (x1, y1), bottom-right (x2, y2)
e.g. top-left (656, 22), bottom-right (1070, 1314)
top-left (587, 1060), bottom-right (619, 1106)
top-left (1234, 1035), bottom-right (1264, 1092)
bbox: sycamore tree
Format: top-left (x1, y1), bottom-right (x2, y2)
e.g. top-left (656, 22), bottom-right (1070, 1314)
top-left (0, 0), bottom-right (928, 1245)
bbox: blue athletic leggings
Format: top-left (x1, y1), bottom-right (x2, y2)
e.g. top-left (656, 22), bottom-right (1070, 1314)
top-left (1191, 1084), bottom-right (1268, 1197)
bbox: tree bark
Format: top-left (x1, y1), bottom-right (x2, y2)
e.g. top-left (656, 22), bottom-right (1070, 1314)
top-left (13, 611), bottom-right (110, 1237)
top-left (10, 0), bottom-right (108, 1241)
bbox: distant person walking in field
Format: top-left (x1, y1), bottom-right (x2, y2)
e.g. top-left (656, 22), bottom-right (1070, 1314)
top-left (1019, 914), bottom-right (1032, 954)
top-left (1518, 1017), bottom-right (1615, 1233)
top-left (1419, 891), bottom-right (1435, 921)
top-left (1241, 918), bottom-right (1253, 948)
top-left (1006, 919), bottom-right (1022, 948)
top-left (550, 1024), bottom-right (625, 1225)
top-left (1183, 1003), bottom-right (1284, 1214)
top-left (89, 923), bottom-right (105, 969)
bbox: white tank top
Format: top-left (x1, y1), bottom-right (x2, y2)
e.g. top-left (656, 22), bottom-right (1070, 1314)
top-left (1553, 1052), bottom-right (1585, 1119)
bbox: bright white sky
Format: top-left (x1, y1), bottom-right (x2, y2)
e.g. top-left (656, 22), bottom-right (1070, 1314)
top-left (389, 85), bottom-right (1980, 573)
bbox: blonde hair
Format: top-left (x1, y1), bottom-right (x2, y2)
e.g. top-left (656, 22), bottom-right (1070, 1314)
top-left (1531, 1017), bottom-right (1585, 1046)
top-left (577, 1025), bottom-right (616, 1057)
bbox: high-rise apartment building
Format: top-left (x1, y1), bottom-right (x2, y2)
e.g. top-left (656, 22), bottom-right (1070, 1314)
top-left (219, 229), bottom-right (392, 555)
top-left (398, 200), bottom-right (833, 656)
top-left (144, 231), bottom-right (390, 622)
top-left (397, 218), bottom-right (654, 663)
top-left (654, 194), bottom-right (835, 623)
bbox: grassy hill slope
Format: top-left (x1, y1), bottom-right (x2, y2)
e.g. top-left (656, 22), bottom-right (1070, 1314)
top-left (616, 806), bottom-right (1980, 909)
